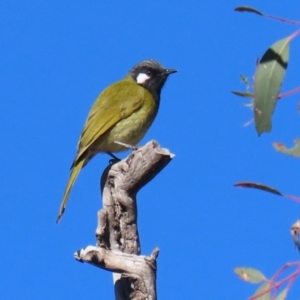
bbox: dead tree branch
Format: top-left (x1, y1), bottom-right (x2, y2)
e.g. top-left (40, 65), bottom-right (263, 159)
top-left (75, 140), bottom-right (174, 300)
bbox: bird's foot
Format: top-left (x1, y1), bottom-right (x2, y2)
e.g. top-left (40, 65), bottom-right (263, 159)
top-left (114, 141), bottom-right (138, 151)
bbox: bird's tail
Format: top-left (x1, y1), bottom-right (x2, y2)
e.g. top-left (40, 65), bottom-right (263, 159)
top-left (56, 159), bottom-right (85, 223)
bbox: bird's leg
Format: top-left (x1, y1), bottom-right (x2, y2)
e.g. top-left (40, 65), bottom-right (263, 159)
top-left (106, 152), bottom-right (121, 163)
top-left (106, 141), bottom-right (138, 164)
top-left (114, 141), bottom-right (138, 151)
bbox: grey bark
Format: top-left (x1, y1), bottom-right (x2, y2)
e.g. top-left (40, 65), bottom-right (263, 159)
top-left (74, 140), bottom-right (174, 300)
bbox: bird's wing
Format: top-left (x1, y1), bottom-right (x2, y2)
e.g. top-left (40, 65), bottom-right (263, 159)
top-left (75, 79), bottom-right (145, 160)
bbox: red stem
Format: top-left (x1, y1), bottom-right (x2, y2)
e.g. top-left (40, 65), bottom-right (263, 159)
top-left (284, 194), bottom-right (300, 204)
top-left (250, 263), bottom-right (300, 300)
top-left (278, 86), bottom-right (300, 100)
top-left (265, 14), bottom-right (300, 25)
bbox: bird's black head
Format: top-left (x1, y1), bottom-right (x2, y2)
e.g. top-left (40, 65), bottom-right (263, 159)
top-left (128, 59), bottom-right (177, 101)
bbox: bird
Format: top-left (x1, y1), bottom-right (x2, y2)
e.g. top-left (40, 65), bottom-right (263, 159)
top-left (56, 59), bottom-right (177, 223)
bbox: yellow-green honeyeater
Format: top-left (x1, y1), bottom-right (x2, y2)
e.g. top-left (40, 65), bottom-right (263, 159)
top-left (56, 59), bottom-right (177, 222)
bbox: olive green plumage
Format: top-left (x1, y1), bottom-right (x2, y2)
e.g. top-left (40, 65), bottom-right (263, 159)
top-left (56, 59), bottom-right (177, 223)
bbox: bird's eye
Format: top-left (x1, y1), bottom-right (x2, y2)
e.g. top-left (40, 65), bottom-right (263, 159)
top-left (147, 70), bottom-right (152, 75)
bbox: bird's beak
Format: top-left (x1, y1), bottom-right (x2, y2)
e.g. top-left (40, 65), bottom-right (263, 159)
top-left (164, 69), bottom-right (177, 75)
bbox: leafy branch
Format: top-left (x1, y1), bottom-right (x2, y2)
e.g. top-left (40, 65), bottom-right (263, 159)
top-left (233, 6), bottom-right (300, 136)
top-left (233, 6), bottom-right (300, 299)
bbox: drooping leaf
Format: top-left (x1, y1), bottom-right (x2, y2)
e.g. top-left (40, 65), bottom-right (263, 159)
top-left (273, 139), bottom-right (300, 158)
top-left (234, 182), bottom-right (282, 196)
top-left (234, 6), bottom-right (263, 16)
top-left (275, 287), bottom-right (288, 300)
top-left (232, 91), bottom-right (254, 98)
top-left (254, 282), bottom-right (271, 300)
top-left (234, 267), bottom-right (266, 283)
top-left (254, 37), bottom-right (290, 135)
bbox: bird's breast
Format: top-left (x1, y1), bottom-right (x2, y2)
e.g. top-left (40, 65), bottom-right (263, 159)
top-left (98, 96), bottom-right (157, 152)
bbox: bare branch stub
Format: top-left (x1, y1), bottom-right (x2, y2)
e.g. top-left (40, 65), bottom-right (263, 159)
top-left (74, 246), bottom-right (160, 300)
top-left (76, 140), bottom-right (173, 300)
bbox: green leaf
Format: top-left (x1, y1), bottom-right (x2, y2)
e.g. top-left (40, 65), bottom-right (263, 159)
top-left (234, 267), bottom-right (266, 283)
top-left (254, 282), bottom-right (271, 300)
top-left (231, 91), bottom-right (253, 98)
top-left (273, 139), bottom-right (300, 158)
top-left (234, 182), bottom-right (282, 196)
top-left (254, 37), bottom-right (290, 135)
top-left (275, 287), bottom-right (288, 300)
top-left (234, 6), bottom-right (263, 16)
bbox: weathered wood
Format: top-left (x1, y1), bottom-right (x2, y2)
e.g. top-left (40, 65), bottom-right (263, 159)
top-left (75, 246), bottom-right (159, 300)
top-left (75, 140), bottom-right (174, 300)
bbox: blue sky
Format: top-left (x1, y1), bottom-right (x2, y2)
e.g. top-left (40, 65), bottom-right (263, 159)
top-left (1, 1), bottom-right (300, 299)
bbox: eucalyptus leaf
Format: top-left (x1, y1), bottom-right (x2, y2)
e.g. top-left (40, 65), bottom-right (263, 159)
top-left (234, 6), bottom-right (263, 16)
top-left (254, 37), bottom-right (290, 135)
top-left (234, 267), bottom-right (266, 283)
top-left (254, 282), bottom-right (271, 300)
top-left (231, 91), bottom-right (253, 98)
top-left (275, 287), bottom-right (288, 300)
top-left (234, 182), bottom-right (282, 196)
top-left (273, 139), bottom-right (300, 158)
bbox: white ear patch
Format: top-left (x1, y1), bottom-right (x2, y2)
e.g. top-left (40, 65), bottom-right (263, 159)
top-left (136, 73), bottom-right (150, 84)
